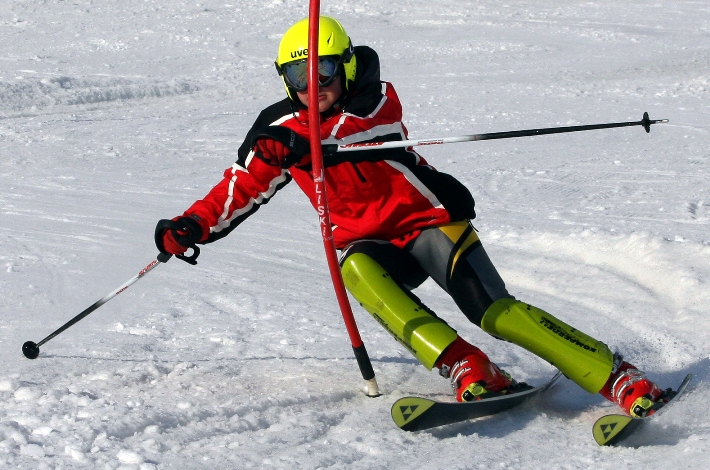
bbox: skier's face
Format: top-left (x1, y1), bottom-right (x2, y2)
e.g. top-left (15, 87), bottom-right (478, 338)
top-left (296, 76), bottom-right (343, 113)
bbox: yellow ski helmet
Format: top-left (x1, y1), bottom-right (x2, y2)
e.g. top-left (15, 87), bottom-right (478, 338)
top-left (275, 16), bottom-right (357, 102)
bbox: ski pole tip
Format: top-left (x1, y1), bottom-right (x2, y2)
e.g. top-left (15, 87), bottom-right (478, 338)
top-left (364, 377), bottom-right (382, 397)
top-left (22, 341), bottom-right (40, 360)
top-left (641, 112), bottom-right (669, 133)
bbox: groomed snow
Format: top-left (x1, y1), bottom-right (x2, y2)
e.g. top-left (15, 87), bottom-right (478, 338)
top-left (1, 1), bottom-right (708, 468)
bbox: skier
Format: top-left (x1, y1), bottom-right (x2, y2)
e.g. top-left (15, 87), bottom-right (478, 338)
top-left (156, 16), bottom-right (671, 418)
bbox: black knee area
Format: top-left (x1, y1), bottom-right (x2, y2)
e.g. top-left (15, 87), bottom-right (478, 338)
top-left (341, 241), bottom-right (429, 290)
top-left (447, 260), bottom-right (494, 327)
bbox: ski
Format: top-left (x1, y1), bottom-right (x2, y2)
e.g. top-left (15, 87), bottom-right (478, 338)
top-left (592, 374), bottom-right (693, 446)
top-left (391, 371), bottom-right (562, 432)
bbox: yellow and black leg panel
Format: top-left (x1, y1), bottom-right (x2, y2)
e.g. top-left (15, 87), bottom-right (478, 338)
top-left (341, 252), bottom-right (458, 370)
top-left (480, 298), bottom-right (614, 393)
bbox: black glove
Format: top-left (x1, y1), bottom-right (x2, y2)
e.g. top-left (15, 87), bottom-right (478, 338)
top-left (155, 216), bottom-right (205, 265)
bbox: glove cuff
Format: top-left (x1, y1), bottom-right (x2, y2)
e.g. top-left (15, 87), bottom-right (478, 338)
top-left (178, 214), bottom-right (209, 244)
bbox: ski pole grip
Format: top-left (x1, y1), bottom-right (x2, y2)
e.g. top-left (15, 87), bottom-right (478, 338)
top-left (154, 218), bottom-right (202, 265)
top-left (176, 246), bottom-right (200, 265)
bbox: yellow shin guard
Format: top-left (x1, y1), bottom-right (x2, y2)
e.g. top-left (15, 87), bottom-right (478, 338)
top-left (341, 253), bottom-right (458, 369)
top-left (481, 299), bottom-right (614, 393)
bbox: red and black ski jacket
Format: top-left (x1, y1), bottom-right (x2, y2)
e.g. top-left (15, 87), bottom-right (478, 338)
top-left (183, 46), bottom-right (475, 249)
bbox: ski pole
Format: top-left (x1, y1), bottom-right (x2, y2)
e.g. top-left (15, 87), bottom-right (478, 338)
top-left (307, 2), bottom-right (380, 397)
top-left (22, 253), bottom-right (173, 359)
top-left (322, 112), bottom-right (668, 155)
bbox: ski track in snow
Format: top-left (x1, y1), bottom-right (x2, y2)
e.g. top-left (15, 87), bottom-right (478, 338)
top-left (2, 1), bottom-right (709, 468)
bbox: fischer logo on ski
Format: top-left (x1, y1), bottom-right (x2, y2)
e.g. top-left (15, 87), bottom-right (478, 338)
top-left (599, 422), bottom-right (619, 440)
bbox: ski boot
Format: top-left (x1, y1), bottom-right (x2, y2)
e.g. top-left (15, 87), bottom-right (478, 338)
top-left (436, 336), bottom-right (524, 402)
top-left (600, 354), bottom-right (671, 417)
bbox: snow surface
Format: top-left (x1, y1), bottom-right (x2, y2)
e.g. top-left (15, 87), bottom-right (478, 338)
top-left (1, 0), bottom-right (709, 468)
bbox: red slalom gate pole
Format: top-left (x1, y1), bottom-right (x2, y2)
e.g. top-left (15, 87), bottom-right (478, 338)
top-left (307, 2), bottom-right (380, 396)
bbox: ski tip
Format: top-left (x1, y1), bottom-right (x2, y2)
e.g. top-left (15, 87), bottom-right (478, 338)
top-left (536, 370), bottom-right (564, 393)
top-left (549, 370), bottom-right (564, 384)
top-left (676, 374), bottom-right (693, 395)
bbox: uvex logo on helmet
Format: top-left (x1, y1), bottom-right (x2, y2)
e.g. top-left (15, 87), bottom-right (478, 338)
top-left (290, 49), bottom-right (308, 59)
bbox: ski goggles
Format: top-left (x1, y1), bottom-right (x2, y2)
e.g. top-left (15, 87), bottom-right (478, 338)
top-left (276, 55), bottom-right (343, 92)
